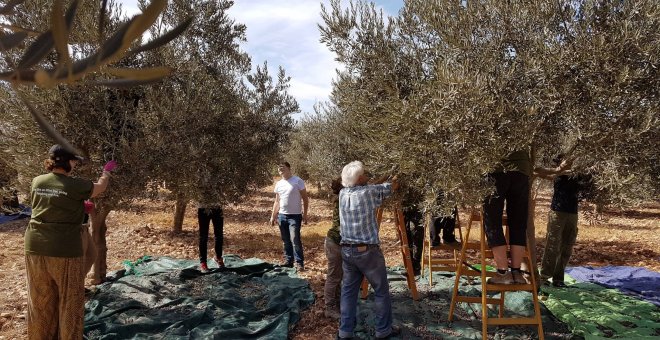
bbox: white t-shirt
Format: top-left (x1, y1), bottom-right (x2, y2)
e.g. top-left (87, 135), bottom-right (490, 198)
top-left (274, 176), bottom-right (306, 214)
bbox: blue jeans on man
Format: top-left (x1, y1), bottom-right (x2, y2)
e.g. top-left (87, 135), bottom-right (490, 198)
top-left (339, 245), bottom-right (393, 338)
top-left (278, 213), bottom-right (304, 265)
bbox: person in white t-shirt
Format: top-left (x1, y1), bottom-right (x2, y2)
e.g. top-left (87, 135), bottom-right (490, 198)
top-left (269, 161), bottom-right (309, 271)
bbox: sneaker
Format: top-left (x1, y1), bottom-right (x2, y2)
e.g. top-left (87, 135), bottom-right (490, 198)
top-left (277, 262), bottom-right (294, 268)
top-left (376, 325), bottom-right (402, 339)
top-left (487, 270), bottom-right (514, 284)
top-left (215, 256), bottom-right (225, 269)
top-left (511, 269), bottom-right (528, 284)
top-left (295, 263), bottom-right (306, 272)
top-left (324, 307), bottom-right (341, 319)
top-left (200, 262), bottom-right (209, 273)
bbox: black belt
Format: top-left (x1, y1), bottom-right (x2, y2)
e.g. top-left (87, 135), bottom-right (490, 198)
top-left (342, 243), bottom-right (378, 248)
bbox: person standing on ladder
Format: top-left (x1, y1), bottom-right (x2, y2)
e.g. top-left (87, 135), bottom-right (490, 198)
top-left (337, 161), bottom-right (401, 340)
top-left (482, 149), bottom-right (532, 284)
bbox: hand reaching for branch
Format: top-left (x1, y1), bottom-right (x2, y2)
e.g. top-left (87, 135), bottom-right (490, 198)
top-left (103, 160), bottom-right (117, 172)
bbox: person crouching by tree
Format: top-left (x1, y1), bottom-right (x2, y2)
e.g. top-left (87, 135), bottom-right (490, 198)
top-left (25, 145), bottom-right (116, 339)
top-left (197, 198), bottom-right (225, 273)
top-left (269, 161), bottom-right (309, 272)
top-left (535, 155), bottom-right (592, 287)
top-left (324, 178), bottom-right (343, 319)
top-left (429, 190), bottom-right (461, 249)
top-left (402, 188), bottom-right (425, 276)
top-left (337, 161), bottom-right (401, 340)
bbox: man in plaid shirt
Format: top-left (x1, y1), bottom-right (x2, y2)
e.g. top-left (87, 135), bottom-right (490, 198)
top-left (337, 161), bottom-right (400, 339)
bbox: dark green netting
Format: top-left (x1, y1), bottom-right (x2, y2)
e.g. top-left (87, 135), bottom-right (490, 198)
top-left (541, 275), bottom-right (660, 339)
top-left (84, 255), bottom-right (314, 339)
top-left (350, 268), bottom-right (576, 339)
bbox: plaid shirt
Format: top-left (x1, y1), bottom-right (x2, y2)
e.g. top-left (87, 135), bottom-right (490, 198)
top-left (339, 183), bottom-right (392, 245)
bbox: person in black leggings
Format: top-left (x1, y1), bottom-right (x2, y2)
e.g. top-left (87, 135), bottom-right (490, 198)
top-left (482, 150), bottom-right (531, 284)
top-left (198, 203), bottom-right (224, 272)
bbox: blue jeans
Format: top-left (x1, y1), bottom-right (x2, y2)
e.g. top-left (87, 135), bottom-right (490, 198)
top-left (278, 214), bottom-right (304, 265)
top-left (339, 245), bottom-right (393, 338)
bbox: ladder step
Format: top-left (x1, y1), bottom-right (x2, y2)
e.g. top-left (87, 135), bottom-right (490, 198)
top-left (429, 245), bottom-right (461, 251)
top-left (462, 242), bottom-right (482, 249)
top-left (461, 269), bottom-right (482, 276)
top-left (457, 268), bottom-right (498, 277)
top-left (486, 317), bottom-right (540, 326)
top-left (430, 259), bottom-right (457, 264)
top-left (454, 296), bottom-right (502, 305)
top-left (485, 283), bottom-right (536, 291)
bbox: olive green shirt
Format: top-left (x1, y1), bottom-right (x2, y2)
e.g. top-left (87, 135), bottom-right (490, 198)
top-left (326, 198), bottom-right (341, 244)
top-left (25, 173), bottom-right (93, 257)
top-left (495, 149), bottom-right (532, 177)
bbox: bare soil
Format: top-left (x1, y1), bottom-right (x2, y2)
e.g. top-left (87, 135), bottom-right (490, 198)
top-left (1, 185), bottom-right (658, 339)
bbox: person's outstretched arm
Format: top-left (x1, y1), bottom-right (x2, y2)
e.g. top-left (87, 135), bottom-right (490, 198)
top-left (91, 161), bottom-right (116, 198)
top-left (534, 159), bottom-right (573, 180)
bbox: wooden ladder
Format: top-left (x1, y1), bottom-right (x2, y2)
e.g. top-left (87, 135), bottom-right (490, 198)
top-left (448, 209), bottom-right (544, 339)
top-left (421, 211), bottom-right (463, 286)
top-left (360, 203), bottom-right (420, 301)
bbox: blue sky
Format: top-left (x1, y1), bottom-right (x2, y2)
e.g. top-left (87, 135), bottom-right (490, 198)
top-left (119, 0), bottom-right (404, 118)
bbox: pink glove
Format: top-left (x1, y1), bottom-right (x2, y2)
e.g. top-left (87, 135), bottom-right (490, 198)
top-left (103, 160), bottom-right (117, 172)
top-left (84, 200), bottom-right (95, 214)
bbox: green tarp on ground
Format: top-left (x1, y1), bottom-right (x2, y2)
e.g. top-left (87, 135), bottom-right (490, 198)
top-left (541, 276), bottom-right (660, 339)
top-left (84, 255), bottom-right (315, 339)
top-left (83, 256), bottom-right (660, 339)
top-left (350, 269), bottom-right (576, 339)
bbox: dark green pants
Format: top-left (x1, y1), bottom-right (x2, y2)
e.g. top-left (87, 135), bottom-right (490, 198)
top-left (540, 210), bottom-right (578, 282)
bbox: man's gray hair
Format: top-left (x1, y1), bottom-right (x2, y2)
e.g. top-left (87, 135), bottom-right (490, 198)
top-left (342, 161), bottom-right (365, 187)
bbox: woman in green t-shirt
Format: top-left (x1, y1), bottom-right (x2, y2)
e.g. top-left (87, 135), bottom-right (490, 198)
top-left (25, 145), bottom-right (116, 339)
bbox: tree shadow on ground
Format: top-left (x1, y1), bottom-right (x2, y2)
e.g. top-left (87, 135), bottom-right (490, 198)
top-left (555, 239), bottom-right (659, 267)
top-left (600, 207), bottom-right (660, 220)
top-left (0, 219), bottom-right (27, 234)
top-left (596, 221), bottom-right (658, 231)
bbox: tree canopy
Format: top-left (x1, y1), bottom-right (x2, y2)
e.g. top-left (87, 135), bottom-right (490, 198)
top-left (289, 0), bottom-right (660, 210)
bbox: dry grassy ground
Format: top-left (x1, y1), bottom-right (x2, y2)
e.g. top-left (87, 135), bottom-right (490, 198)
top-left (0, 184), bottom-right (658, 339)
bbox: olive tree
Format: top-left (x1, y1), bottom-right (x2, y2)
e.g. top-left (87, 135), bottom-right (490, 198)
top-left (139, 0), bottom-right (297, 232)
top-left (0, 0), bottom-right (191, 282)
top-left (316, 0), bottom-right (659, 268)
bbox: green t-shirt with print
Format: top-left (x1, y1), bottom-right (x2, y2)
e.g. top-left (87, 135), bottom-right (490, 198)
top-left (25, 173), bottom-right (93, 257)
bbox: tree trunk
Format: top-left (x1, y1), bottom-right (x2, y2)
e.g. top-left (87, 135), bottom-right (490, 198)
top-left (90, 207), bottom-right (111, 285)
top-left (525, 145), bottom-right (540, 283)
top-left (173, 195), bottom-right (187, 233)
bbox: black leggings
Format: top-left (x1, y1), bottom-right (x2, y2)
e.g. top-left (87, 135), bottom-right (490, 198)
top-left (483, 172), bottom-right (529, 247)
top-left (198, 207), bottom-right (223, 263)
top-left (403, 209), bottom-right (424, 270)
